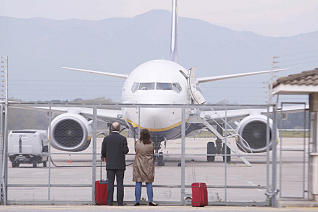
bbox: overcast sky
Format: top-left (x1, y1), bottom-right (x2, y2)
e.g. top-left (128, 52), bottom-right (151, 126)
top-left (1, 0), bottom-right (318, 37)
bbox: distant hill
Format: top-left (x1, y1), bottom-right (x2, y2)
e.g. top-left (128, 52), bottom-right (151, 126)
top-left (1, 10), bottom-right (318, 103)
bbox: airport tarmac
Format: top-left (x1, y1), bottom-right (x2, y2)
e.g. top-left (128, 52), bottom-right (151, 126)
top-left (5, 137), bottom-right (311, 206)
top-left (1, 205), bottom-right (318, 212)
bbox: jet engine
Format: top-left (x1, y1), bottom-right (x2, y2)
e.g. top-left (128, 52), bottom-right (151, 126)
top-left (237, 115), bottom-right (275, 153)
top-left (50, 113), bottom-right (92, 152)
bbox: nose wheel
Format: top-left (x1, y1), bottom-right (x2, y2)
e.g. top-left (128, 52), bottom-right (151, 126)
top-left (154, 142), bottom-right (165, 166)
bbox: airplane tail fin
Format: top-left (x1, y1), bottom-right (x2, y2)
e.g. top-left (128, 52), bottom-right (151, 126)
top-left (170, 0), bottom-right (178, 62)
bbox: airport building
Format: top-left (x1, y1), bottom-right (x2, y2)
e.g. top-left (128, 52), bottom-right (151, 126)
top-left (273, 68), bottom-right (318, 205)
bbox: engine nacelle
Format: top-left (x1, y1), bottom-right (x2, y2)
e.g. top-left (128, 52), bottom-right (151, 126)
top-left (237, 115), bottom-right (275, 153)
top-left (50, 113), bottom-right (92, 152)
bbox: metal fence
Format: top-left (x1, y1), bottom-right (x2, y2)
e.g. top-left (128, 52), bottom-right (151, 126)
top-left (1, 102), bottom-right (281, 206)
top-left (279, 102), bottom-right (310, 200)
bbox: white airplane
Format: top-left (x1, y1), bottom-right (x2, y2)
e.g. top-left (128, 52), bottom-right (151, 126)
top-left (46, 0), bottom-right (286, 163)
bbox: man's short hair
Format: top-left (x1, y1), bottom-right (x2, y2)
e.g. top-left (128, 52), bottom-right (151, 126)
top-left (111, 122), bottom-right (120, 131)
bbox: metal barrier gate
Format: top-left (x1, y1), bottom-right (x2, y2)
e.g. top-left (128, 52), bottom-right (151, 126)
top-left (279, 102), bottom-right (310, 199)
top-left (1, 103), bottom-right (279, 206)
top-left (0, 56), bottom-right (8, 205)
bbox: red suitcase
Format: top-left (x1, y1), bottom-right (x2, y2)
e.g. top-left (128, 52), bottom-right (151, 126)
top-left (95, 180), bottom-right (108, 205)
top-left (95, 159), bottom-right (108, 205)
top-left (191, 182), bottom-right (208, 207)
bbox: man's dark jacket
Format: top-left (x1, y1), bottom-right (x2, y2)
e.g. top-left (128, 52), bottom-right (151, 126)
top-left (101, 132), bottom-right (129, 170)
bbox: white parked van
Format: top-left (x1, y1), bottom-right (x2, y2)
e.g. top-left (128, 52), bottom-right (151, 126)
top-left (8, 130), bottom-right (49, 168)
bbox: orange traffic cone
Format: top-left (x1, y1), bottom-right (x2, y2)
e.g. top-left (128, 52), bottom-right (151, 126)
top-left (67, 154), bottom-right (72, 163)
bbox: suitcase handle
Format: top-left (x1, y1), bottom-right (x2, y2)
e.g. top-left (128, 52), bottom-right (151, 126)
top-left (100, 158), bottom-right (106, 180)
top-left (100, 159), bottom-right (102, 180)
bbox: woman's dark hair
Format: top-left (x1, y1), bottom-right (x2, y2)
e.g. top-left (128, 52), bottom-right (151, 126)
top-left (140, 129), bottom-right (151, 144)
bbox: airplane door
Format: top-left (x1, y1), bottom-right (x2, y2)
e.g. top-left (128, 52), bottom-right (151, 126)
top-left (188, 68), bottom-right (206, 104)
top-left (279, 102), bottom-right (309, 199)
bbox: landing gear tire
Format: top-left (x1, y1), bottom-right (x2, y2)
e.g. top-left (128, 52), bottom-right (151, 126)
top-left (12, 162), bottom-right (19, 168)
top-left (157, 152), bottom-right (165, 166)
top-left (222, 143), bottom-right (231, 163)
top-left (33, 163), bottom-right (37, 168)
top-left (207, 142), bottom-right (216, 162)
top-left (43, 161), bottom-right (47, 167)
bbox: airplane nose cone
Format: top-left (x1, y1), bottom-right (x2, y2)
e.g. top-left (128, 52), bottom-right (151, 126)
top-left (139, 108), bottom-right (166, 129)
top-left (126, 107), bottom-right (180, 131)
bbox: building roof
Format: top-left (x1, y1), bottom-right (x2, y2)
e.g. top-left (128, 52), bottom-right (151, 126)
top-left (273, 68), bottom-right (318, 87)
top-left (273, 68), bottom-right (318, 95)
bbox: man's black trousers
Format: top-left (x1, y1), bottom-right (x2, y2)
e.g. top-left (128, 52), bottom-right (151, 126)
top-left (106, 169), bottom-right (125, 205)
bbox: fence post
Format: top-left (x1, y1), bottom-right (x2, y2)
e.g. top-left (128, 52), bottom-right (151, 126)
top-left (92, 106), bottom-right (97, 203)
top-left (138, 106), bottom-right (141, 139)
top-left (181, 107), bottom-right (186, 205)
top-left (224, 105), bottom-right (228, 203)
top-left (2, 102), bottom-right (7, 205)
top-left (266, 105), bottom-right (270, 203)
top-left (48, 105), bottom-right (52, 201)
top-left (0, 104), bottom-right (6, 205)
top-left (0, 56), bottom-right (8, 205)
top-left (272, 105), bottom-right (278, 207)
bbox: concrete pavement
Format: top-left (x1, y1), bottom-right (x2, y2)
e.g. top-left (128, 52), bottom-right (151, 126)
top-left (0, 205), bottom-right (318, 212)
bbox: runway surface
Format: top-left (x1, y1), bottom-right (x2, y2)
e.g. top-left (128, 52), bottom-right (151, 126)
top-left (1, 205), bottom-right (318, 212)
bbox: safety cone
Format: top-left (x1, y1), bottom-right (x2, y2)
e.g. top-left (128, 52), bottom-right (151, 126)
top-left (67, 154), bottom-right (72, 163)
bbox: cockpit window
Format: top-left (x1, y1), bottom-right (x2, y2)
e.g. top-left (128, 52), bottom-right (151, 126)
top-left (131, 82), bottom-right (139, 93)
top-left (131, 82), bottom-right (182, 93)
top-left (156, 83), bottom-right (172, 90)
top-left (156, 82), bottom-right (182, 93)
top-left (138, 82), bottom-right (155, 90)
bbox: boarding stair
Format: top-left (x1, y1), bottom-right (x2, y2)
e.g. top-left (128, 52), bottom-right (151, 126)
top-left (188, 113), bottom-right (252, 167)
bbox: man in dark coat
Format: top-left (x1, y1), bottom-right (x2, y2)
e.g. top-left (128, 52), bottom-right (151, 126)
top-left (101, 122), bottom-right (129, 206)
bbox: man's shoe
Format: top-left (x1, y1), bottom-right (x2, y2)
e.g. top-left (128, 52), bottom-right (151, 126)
top-left (149, 202), bottom-right (158, 206)
top-left (134, 202), bottom-right (140, 206)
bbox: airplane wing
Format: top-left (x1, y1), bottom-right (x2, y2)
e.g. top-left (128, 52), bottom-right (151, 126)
top-left (10, 105), bottom-right (126, 126)
top-left (62, 67), bottom-right (128, 79)
top-left (198, 104), bottom-right (308, 123)
top-left (199, 108), bottom-right (264, 122)
top-left (50, 106), bottom-right (125, 124)
top-left (196, 68), bottom-right (287, 84)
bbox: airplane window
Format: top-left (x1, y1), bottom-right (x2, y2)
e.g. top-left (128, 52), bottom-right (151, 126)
top-left (132, 82), bottom-right (181, 92)
top-left (156, 82), bottom-right (182, 93)
top-left (156, 83), bottom-right (172, 90)
top-left (131, 82), bottom-right (139, 93)
top-left (138, 82), bottom-right (155, 90)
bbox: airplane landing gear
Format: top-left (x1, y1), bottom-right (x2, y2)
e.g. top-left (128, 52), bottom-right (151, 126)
top-left (207, 124), bottom-right (231, 162)
top-left (157, 152), bottom-right (165, 166)
top-left (222, 143), bottom-right (231, 162)
top-left (207, 141), bottom-right (231, 162)
top-left (207, 142), bottom-right (216, 162)
top-left (154, 142), bottom-right (165, 166)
